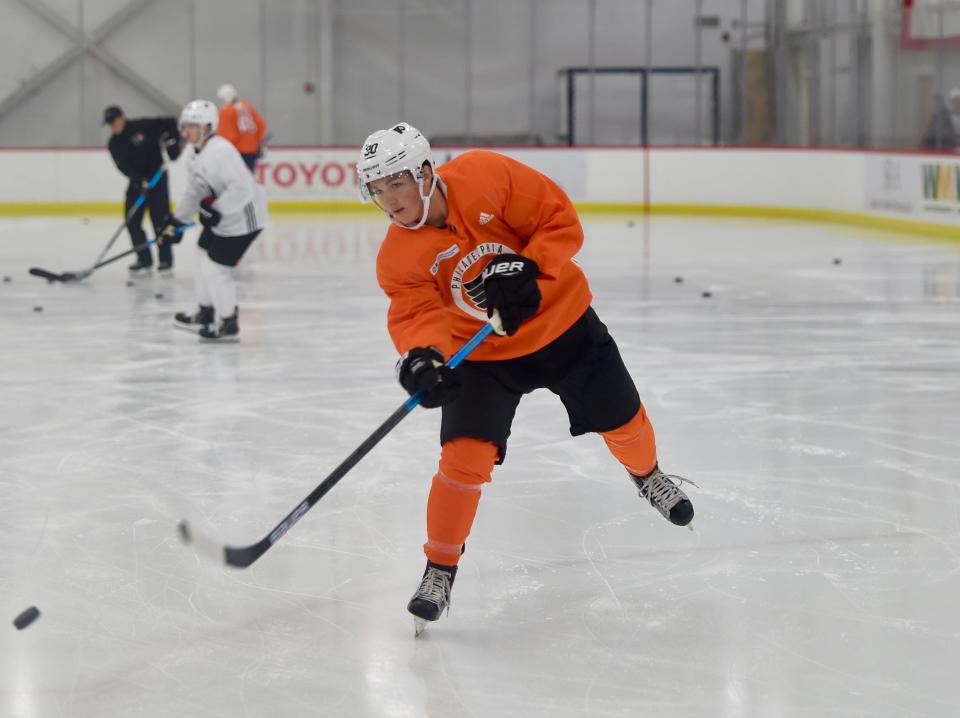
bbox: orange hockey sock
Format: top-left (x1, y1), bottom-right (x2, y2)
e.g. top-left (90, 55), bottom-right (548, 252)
top-left (600, 405), bottom-right (658, 477)
top-left (424, 438), bottom-right (499, 566)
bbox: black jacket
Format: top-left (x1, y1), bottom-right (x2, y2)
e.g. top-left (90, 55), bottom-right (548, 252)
top-left (108, 117), bottom-right (181, 181)
top-left (921, 105), bottom-right (957, 151)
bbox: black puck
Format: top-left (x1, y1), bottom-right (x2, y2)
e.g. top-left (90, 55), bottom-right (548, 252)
top-left (126, 280), bottom-right (135, 287)
top-left (13, 606), bottom-right (40, 630)
top-left (701, 291), bottom-right (712, 299)
top-left (627, 220), bottom-right (636, 228)
top-left (33, 306), bottom-right (43, 312)
top-left (2, 276), bottom-right (10, 282)
top-left (833, 258), bottom-right (842, 265)
top-left (674, 276), bottom-right (684, 284)
top-left (154, 292), bottom-right (164, 299)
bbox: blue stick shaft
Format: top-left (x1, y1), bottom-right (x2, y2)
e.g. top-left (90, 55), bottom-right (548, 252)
top-left (403, 321), bottom-right (496, 411)
top-left (87, 165), bottom-right (170, 272)
top-left (131, 166), bottom-right (166, 210)
top-left (91, 221), bottom-right (195, 271)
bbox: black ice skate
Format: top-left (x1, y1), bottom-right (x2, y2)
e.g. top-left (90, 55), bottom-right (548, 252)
top-left (198, 310), bottom-right (239, 342)
top-left (174, 304), bottom-right (214, 332)
top-left (157, 261), bottom-right (174, 276)
top-left (128, 259), bottom-right (152, 274)
top-left (407, 561), bottom-right (457, 636)
top-left (630, 465), bottom-right (696, 527)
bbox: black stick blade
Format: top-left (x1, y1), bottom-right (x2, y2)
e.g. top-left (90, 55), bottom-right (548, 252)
top-left (177, 520), bottom-right (261, 568)
top-left (29, 267), bottom-right (63, 282)
top-left (225, 544), bottom-right (266, 568)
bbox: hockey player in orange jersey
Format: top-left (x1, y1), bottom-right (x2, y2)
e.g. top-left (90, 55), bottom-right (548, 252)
top-left (216, 84), bottom-right (267, 172)
top-left (357, 123), bottom-right (695, 635)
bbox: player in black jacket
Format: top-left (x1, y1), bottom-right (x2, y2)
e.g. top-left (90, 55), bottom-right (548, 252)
top-left (104, 105), bottom-right (182, 273)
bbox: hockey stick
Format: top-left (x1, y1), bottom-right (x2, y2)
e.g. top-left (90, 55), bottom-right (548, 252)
top-left (257, 131), bottom-right (273, 159)
top-left (178, 315), bottom-right (503, 569)
top-left (28, 222), bottom-right (192, 282)
top-left (90, 166), bottom-right (168, 269)
top-left (29, 166), bottom-right (168, 283)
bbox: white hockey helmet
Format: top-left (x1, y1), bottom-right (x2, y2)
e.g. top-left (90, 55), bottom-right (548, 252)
top-left (179, 99), bottom-right (219, 147)
top-left (357, 122), bottom-right (438, 230)
top-left (216, 83), bottom-right (238, 106)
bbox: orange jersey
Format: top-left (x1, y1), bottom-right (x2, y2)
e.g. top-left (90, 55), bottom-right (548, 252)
top-left (218, 100), bottom-right (266, 154)
top-left (376, 150), bottom-right (593, 362)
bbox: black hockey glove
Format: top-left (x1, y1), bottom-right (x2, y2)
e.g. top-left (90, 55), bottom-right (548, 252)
top-left (481, 254), bottom-right (541, 336)
top-left (396, 347), bottom-right (462, 409)
top-left (161, 131), bottom-right (182, 161)
top-left (159, 216), bottom-right (187, 244)
top-left (199, 197), bottom-right (222, 228)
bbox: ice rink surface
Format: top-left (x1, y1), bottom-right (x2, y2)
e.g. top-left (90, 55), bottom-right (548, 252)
top-left (1, 214), bottom-right (959, 717)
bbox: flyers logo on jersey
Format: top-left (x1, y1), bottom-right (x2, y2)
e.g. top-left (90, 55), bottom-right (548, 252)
top-left (479, 212), bottom-right (495, 225)
top-left (449, 242), bottom-right (518, 320)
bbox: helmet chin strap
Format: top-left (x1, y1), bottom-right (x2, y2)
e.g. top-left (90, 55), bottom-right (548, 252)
top-left (390, 172), bottom-right (439, 230)
top-left (192, 126), bottom-right (214, 151)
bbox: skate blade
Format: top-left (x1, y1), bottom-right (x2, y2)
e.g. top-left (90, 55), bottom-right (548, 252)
top-left (413, 617), bottom-right (429, 637)
top-left (199, 335), bottom-right (240, 343)
top-left (173, 322), bottom-right (203, 334)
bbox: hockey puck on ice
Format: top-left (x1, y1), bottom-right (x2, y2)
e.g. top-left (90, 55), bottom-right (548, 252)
top-left (2, 275), bottom-right (10, 282)
top-left (177, 521), bottom-right (190, 544)
top-left (674, 276), bottom-right (684, 284)
top-left (833, 258), bottom-right (842, 265)
top-left (627, 220), bottom-right (636, 228)
top-left (154, 292), bottom-right (164, 299)
top-left (701, 291), bottom-right (712, 299)
top-left (33, 306), bottom-right (43, 312)
top-left (13, 606), bottom-right (40, 630)
top-left (126, 280), bottom-right (135, 287)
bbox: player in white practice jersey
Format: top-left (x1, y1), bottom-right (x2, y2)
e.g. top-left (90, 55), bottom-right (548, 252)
top-left (160, 99), bottom-right (268, 341)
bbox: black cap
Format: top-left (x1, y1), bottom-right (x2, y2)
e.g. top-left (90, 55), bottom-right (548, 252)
top-left (102, 105), bottom-right (123, 125)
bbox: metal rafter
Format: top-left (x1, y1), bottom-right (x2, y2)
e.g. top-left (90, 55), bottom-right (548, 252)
top-left (0, 0), bottom-right (178, 125)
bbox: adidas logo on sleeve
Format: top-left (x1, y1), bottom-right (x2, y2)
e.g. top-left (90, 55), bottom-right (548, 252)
top-left (478, 212), bottom-right (495, 225)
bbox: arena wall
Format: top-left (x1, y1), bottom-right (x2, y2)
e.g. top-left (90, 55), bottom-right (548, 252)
top-left (0, 147), bottom-right (957, 238)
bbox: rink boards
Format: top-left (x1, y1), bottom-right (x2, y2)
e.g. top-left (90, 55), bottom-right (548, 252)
top-left (0, 146), bottom-right (957, 237)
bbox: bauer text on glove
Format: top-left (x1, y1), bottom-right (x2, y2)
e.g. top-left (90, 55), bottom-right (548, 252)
top-left (481, 254), bottom-right (541, 336)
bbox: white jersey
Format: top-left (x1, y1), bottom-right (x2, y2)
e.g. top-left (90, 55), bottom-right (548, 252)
top-left (175, 135), bottom-right (267, 237)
